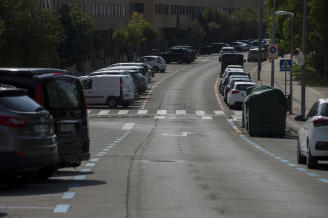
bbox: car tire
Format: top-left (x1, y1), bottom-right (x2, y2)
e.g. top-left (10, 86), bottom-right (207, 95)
top-left (153, 66), bottom-right (159, 73)
top-left (307, 143), bottom-right (318, 169)
top-left (107, 97), bottom-right (117, 109)
top-left (297, 139), bottom-right (306, 164)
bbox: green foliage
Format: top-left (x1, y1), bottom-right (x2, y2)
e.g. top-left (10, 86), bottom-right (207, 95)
top-left (0, 0), bottom-right (62, 67)
top-left (59, 4), bottom-right (93, 66)
top-left (265, 0), bottom-right (328, 82)
top-left (181, 20), bottom-right (205, 48)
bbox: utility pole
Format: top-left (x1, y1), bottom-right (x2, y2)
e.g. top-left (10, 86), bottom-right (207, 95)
top-left (271, 0), bottom-right (276, 87)
top-left (290, 16), bottom-right (294, 114)
top-left (257, 0), bottom-right (263, 81)
top-left (301, 0), bottom-right (307, 119)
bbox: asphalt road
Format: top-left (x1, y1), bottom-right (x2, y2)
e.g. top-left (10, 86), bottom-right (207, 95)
top-left (2, 55), bottom-right (328, 218)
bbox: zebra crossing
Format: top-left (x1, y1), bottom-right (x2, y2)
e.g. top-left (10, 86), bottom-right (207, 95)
top-left (87, 109), bottom-right (226, 120)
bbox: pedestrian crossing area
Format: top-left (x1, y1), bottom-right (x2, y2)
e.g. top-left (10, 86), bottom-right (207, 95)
top-left (87, 109), bottom-right (226, 120)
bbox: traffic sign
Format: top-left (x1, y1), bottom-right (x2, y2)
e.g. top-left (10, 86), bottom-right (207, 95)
top-left (268, 44), bottom-right (278, 59)
top-left (280, 59), bottom-right (292, 71)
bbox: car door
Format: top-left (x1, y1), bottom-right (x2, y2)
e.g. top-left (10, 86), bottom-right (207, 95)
top-left (300, 102), bottom-right (319, 152)
top-left (81, 78), bottom-right (96, 105)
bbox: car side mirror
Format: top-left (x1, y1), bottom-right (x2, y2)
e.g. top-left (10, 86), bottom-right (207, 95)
top-left (295, 115), bottom-right (305, 122)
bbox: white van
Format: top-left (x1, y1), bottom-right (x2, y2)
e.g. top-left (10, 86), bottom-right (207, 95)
top-left (80, 75), bottom-right (135, 108)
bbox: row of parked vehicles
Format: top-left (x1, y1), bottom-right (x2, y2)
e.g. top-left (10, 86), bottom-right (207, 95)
top-left (0, 68), bottom-right (90, 185)
top-left (79, 57), bottom-right (167, 108)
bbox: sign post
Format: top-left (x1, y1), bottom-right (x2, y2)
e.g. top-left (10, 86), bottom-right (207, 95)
top-left (280, 59), bottom-right (292, 96)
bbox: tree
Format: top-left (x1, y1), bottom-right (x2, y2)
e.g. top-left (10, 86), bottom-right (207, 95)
top-left (59, 4), bottom-right (93, 67)
top-left (113, 26), bottom-right (129, 61)
top-left (0, 0), bottom-right (62, 67)
top-left (181, 20), bottom-right (205, 48)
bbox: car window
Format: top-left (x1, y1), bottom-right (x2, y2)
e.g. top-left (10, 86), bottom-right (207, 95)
top-left (81, 79), bottom-right (92, 90)
top-left (42, 78), bottom-right (84, 110)
top-left (307, 102), bottom-right (319, 119)
top-left (235, 84), bottom-right (255, 91)
top-left (0, 95), bottom-right (41, 112)
top-left (320, 103), bottom-right (328, 116)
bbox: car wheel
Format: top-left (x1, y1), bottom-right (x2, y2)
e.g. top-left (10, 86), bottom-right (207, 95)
top-left (297, 139), bottom-right (306, 164)
top-left (153, 66), bottom-right (159, 73)
top-left (306, 142), bottom-right (318, 169)
top-left (107, 97), bottom-right (117, 109)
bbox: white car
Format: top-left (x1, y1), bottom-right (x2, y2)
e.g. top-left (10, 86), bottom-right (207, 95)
top-left (139, 56), bottom-right (166, 73)
top-left (227, 81), bottom-right (256, 109)
top-left (297, 99), bottom-right (328, 169)
top-left (219, 47), bottom-right (235, 61)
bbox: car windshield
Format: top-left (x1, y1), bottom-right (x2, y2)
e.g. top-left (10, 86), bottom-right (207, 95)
top-left (0, 95), bottom-right (41, 112)
top-left (42, 78), bottom-right (84, 110)
top-left (236, 84), bottom-right (255, 91)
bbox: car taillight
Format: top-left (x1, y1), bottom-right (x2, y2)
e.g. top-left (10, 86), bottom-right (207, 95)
top-left (231, 90), bottom-right (240, 94)
top-left (35, 81), bottom-right (43, 106)
top-left (313, 118), bottom-right (328, 127)
top-left (0, 115), bottom-right (27, 128)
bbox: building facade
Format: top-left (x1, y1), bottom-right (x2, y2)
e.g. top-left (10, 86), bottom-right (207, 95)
top-left (129, 0), bottom-right (259, 29)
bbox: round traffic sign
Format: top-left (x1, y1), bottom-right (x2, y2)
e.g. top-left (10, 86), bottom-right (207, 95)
top-left (269, 46), bottom-right (277, 53)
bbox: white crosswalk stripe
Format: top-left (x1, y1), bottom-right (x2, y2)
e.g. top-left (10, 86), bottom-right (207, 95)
top-left (202, 116), bottom-right (213, 120)
top-left (196, 110), bottom-right (205, 116)
top-left (137, 110), bottom-right (148, 115)
top-left (157, 110), bottom-right (167, 115)
top-left (98, 110), bottom-right (110, 115)
top-left (118, 110), bottom-right (129, 115)
top-left (214, 110), bottom-right (225, 115)
top-left (176, 110), bottom-right (186, 115)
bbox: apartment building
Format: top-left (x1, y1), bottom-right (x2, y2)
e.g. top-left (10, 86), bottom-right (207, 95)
top-left (129, 0), bottom-right (259, 29)
top-left (42, 0), bottom-right (129, 30)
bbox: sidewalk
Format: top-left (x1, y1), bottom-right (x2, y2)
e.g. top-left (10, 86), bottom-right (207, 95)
top-left (249, 56), bottom-right (328, 134)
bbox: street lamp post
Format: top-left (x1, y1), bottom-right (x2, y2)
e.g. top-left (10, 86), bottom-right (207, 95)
top-left (271, 0), bottom-right (276, 87)
top-left (275, 11), bottom-right (294, 114)
top-left (301, 0), bottom-right (307, 119)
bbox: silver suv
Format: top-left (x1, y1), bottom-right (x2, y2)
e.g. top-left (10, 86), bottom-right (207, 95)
top-left (0, 85), bottom-right (57, 184)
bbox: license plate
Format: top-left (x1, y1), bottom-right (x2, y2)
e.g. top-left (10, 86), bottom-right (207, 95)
top-left (60, 124), bottom-right (75, 133)
top-left (34, 124), bottom-right (49, 134)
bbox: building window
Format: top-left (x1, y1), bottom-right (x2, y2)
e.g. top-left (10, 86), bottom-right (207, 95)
top-left (122, 6), bottom-right (126, 16)
top-left (129, 3), bottom-right (144, 14)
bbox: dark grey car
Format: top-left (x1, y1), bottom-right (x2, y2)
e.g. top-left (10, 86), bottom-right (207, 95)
top-left (0, 85), bottom-right (57, 184)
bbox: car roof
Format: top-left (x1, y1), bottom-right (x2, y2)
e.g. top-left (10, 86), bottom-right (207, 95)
top-left (108, 66), bottom-right (143, 70)
top-left (226, 68), bottom-right (245, 72)
top-left (221, 47), bottom-right (234, 50)
top-left (318, 99), bottom-right (328, 104)
top-left (227, 65), bottom-right (243, 68)
top-left (111, 63), bottom-right (145, 66)
top-left (0, 67), bottom-right (70, 75)
top-left (234, 81), bottom-right (256, 85)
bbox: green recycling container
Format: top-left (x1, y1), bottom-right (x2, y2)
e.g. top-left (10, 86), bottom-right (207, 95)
top-left (243, 86), bottom-right (287, 137)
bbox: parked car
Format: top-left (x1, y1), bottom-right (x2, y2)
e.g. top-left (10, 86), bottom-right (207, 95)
top-left (138, 56), bottom-right (166, 73)
top-left (211, 43), bottom-right (230, 53)
top-left (220, 54), bottom-right (245, 77)
top-left (223, 77), bottom-right (252, 103)
top-left (231, 42), bottom-right (250, 52)
top-left (247, 48), bottom-right (267, 62)
top-left (160, 47), bottom-right (195, 64)
top-left (219, 47), bottom-right (235, 62)
top-left (106, 65), bottom-right (151, 83)
top-left (296, 99), bottom-right (328, 169)
top-left (219, 69), bottom-right (250, 95)
top-left (91, 68), bottom-right (147, 93)
top-left (227, 81), bottom-right (256, 109)
top-left (80, 75), bottom-right (135, 108)
top-left (0, 68), bottom-right (90, 168)
top-left (109, 63), bottom-right (153, 81)
top-left (0, 85), bottom-right (57, 184)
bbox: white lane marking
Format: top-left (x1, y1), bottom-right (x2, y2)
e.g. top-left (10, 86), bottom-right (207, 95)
top-left (122, 123), bottom-right (135, 130)
top-left (90, 158), bottom-right (99, 162)
top-left (307, 172), bottom-right (319, 177)
top-left (74, 175), bottom-right (86, 180)
top-left (98, 110), bottom-right (110, 115)
top-left (157, 110), bottom-right (167, 115)
top-left (214, 110), bottom-right (225, 115)
top-left (287, 163), bottom-right (297, 167)
top-left (97, 153), bottom-right (104, 157)
top-left (137, 110), bottom-right (148, 115)
top-left (53, 204), bottom-right (70, 213)
top-left (80, 168), bottom-right (91, 172)
top-left (318, 178), bottom-right (328, 184)
top-left (118, 110), bottom-right (129, 115)
top-left (296, 168), bottom-right (307, 172)
top-left (103, 148), bottom-right (110, 151)
top-left (202, 116), bottom-right (213, 120)
top-left (106, 146), bottom-right (113, 149)
top-left (85, 163), bottom-right (95, 167)
top-left (176, 110), bottom-right (186, 115)
top-left (196, 110), bottom-right (205, 116)
top-left (154, 116), bottom-right (165, 119)
top-left (98, 152), bottom-right (107, 155)
top-left (62, 192), bottom-right (75, 199)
